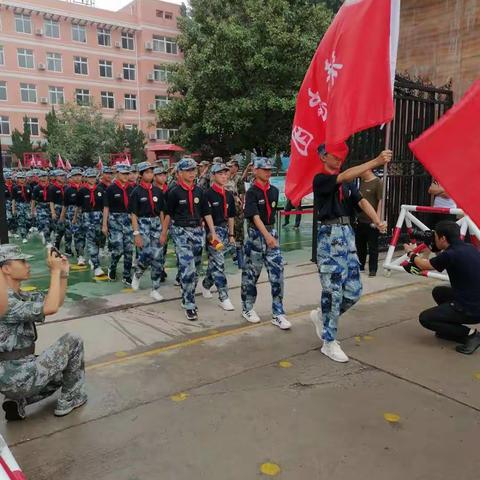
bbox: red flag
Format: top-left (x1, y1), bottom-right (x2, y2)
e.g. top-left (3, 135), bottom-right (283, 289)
top-left (97, 156), bottom-right (104, 170)
top-left (48, 158), bottom-right (53, 169)
top-left (65, 159), bottom-right (72, 171)
top-left (409, 79), bottom-right (480, 227)
top-left (286, 0), bottom-right (400, 205)
top-left (57, 154), bottom-right (66, 169)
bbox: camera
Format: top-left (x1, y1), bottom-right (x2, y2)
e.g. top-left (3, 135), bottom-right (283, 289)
top-left (411, 229), bottom-right (439, 252)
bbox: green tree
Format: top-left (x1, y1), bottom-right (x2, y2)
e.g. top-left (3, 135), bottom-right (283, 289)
top-left (157, 0), bottom-right (334, 157)
top-left (8, 116), bottom-right (34, 164)
top-left (125, 126), bottom-right (147, 163)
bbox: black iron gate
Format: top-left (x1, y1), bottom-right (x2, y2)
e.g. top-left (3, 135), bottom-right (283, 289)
top-left (312, 75), bottom-right (454, 261)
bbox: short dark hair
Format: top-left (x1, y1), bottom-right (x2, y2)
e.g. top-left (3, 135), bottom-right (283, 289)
top-left (434, 220), bottom-right (460, 243)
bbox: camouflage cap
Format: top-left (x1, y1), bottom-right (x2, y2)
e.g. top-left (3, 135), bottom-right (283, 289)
top-left (254, 158), bottom-right (274, 169)
top-left (15, 171), bottom-right (26, 179)
top-left (227, 159), bottom-right (239, 167)
top-left (211, 163), bottom-right (230, 174)
top-left (153, 166), bottom-right (167, 175)
top-left (102, 166), bottom-right (113, 174)
top-left (70, 167), bottom-right (83, 176)
top-left (0, 244), bottom-right (34, 264)
top-left (54, 169), bottom-right (67, 177)
top-left (116, 163), bottom-right (132, 174)
top-left (37, 170), bottom-right (48, 177)
top-left (84, 168), bottom-right (98, 178)
top-left (4, 171), bottom-right (12, 180)
top-left (176, 158), bottom-right (197, 172)
top-left (212, 156), bottom-right (224, 164)
top-left (130, 164), bottom-right (138, 172)
top-left (137, 161), bottom-right (154, 173)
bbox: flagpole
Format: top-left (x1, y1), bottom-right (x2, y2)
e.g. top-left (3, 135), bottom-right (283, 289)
top-left (380, 122), bottom-right (392, 222)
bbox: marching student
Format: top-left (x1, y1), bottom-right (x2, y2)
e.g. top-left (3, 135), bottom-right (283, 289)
top-left (102, 164), bottom-right (134, 286)
top-left (48, 169), bottom-right (66, 250)
top-left (130, 162), bottom-right (166, 301)
top-left (12, 172), bottom-right (32, 243)
top-left (241, 158), bottom-right (291, 330)
top-left (201, 163), bottom-right (236, 311)
top-left (31, 170), bottom-right (52, 245)
top-left (160, 158), bottom-right (219, 321)
top-left (310, 144), bottom-right (390, 363)
top-left (154, 165), bottom-right (169, 282)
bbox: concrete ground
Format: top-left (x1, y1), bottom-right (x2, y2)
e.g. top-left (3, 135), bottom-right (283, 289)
top-left (2, 254), bottom-right (480, 480)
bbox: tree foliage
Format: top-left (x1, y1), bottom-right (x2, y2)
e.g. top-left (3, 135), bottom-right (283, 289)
top-left (158, 0), bottom-right (334, 157)
top-left (8, 116), bottom-right (36, 162)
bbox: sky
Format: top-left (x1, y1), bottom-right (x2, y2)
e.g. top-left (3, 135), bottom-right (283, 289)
top-left (96, 0), bottom-right (182, 11)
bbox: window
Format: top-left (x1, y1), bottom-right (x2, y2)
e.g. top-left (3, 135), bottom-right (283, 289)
top-left (74, 56), bottom-right (88, 75)
top-left (101, 91), bottom-right (115, 109)
top-left (15, 13), bottom-right (32, 34)
top-left (72, 24), bottom-right (86, 43)
top-left (123, 63), bottom-right (136, 81)
top-left (165, 12), bottom-right (173, 20)
top-left (0, 46), bottom-right (4, 66)
top-left (153, 65), bottom-right (173, 82)
top-left (124, 94), bottom-right (137, 110)
top-left (75, 89), bottom-right (90, 106)
top-left (0, 116), bottom-right (9, 135)
top-left (156, 10), bottom-right (164, 18)
top-left (46, 52), bottom-right (62, 72)
top-left (0, 81), bottom-right (6, 101)
top-left (97, 27), bottom-right (111, 47)
top-left (49, 86), bottom-right (64, 105)
top-left (155, 95), bottom-right (170, 108)
top-left (20, 83), bottom-right (37, 103)
top-left (26, 118), bottom-right (39, 136)
top-left (153, 36), bottom-right (178, 54)
top-left (17, 48), bottom-right (34, 69)
top-left (156, 126), bottom-right (178, 140)
top-left (99, 60), bottom-right (113, 78)
top-left (44, 19), bottom-right (60, 38)
top-left (124, 124), bottom-right (136, 130)
top-left (121, 32), bottom-right (134, 50)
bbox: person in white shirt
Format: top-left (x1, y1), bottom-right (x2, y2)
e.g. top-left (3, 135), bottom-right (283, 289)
top-left (428, 180), bottom-right (457, 227)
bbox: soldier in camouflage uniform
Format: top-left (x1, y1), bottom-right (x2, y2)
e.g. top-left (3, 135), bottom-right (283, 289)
top-left (310, 144), bottom-right (390, 363)
top-left (0, 245), bottom-right (87, 421)
top-left (31, 170), bottom-right (52, 245)
top-left (241, 158), bottom-right (291, 330)
top-left (12, 172), bottom-right (32, 243)
top-left (4, 170), bottom-right (15, 236)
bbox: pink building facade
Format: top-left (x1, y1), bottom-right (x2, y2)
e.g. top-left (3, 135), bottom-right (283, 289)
top-left (0, 0), bottom-right (182, 162)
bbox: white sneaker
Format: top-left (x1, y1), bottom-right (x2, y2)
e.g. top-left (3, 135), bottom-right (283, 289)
top-left (201, 284), bottom-right (213, 299)
top-left (310, 309), bottom-right (323, 340)
top-left (150, 289), bottom-right (164, 301)
top-left (272, 314), bottom-right (292, 330)
top-left (40, 233), bottom-right (46, 245)
top-left (22, 238), bottom-right (28, 244)
top-left (242, 310), bottom-right (260, 323)
top-left (131, 274), bottom-right (141, 291)
top-left (77, 256), bottom-right (86, 266)
top-left (94, 267), bottom-right (105, 277)
top-left (88, 260), bottom-right (94, 270)
top-left (321, 340), bottom-right (349, 363)
top-left (220, 298), bottom-right (235, 311)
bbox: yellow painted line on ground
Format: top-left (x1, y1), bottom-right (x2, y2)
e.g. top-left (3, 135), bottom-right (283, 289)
top-left (384, 412), bottom-right (401, 423)
top-left (260, 462), bottom-right (281, 476)
top-left (278, 360), bottom-right (293, 368)
top-left (171, 392), bottom-right (189, 402)
top-left (474, 372), bottom-right (480, 381)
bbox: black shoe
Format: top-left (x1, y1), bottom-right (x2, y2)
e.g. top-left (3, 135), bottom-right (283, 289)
top-left (160, 270), bottom-right (167, 283)
top-left (456, 331), bottom-right (480, 355)
top-left (359, 266), bottom-right (365, 272)
top-left (185, 309), bottom-right (198, 321)
top-left (368, 271), bottom-right (377, 277)
top-left (108, 267), bottom-right (117, 281)
top-left (2, 399), bottom-right (26, 421)
top-left (282, 223), bottom-right (289, 228)
top-left (435, 332), bottom-right (467, 343)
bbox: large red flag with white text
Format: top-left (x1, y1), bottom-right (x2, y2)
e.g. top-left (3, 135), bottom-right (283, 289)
top-left (409, 79), bottom-right (480, 227)
top-left (285, 0), bottom-right (400, 205)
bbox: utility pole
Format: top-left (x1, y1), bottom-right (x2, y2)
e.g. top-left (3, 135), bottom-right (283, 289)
top-left (0, 141), bottom-right (9, 244)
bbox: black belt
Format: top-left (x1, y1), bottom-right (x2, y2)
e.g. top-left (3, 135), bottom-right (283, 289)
top-left (0, 345), bottom-right (35, 361)
top-left (249, 224), bottom-right (275, 231)
top-left (318, 216), bottom-right (351, 226)
top-left (173, 221), bottom-right (202, 228)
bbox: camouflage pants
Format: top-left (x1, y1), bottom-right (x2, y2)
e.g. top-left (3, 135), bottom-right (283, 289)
top-left (6, 199), bottom-right (16, 233)
top-left (241, 227), bottom-right (285, 316)
top-left (65, 205), bottom-right (85, 256)
top-left (15, 202), bottom-right (31, 238)
top-left (234, 196), bottom-right (245, 244)
top-left (83, 211), bottom-right (104, 269)
top-left (135, 217), bottom-right (163, 290)
top-left (0, 334), bottom-right (86, 411)
top-left (108, 212), bottom-right (133, 281)
top-left (53, 205), bottom-right (66, 249)
top-left (203, 226), bottom-right (229, 301)
top-left (316, 224), bottom-right (362, 342)
top-left (36, 203), bottom-right (51, 241)
top-left (171, 225), bottom-right (204, 310)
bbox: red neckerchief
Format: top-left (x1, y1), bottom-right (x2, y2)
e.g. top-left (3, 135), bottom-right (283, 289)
top-left (69, 182), bottom-right (80, 191)
top-left (338, 184), bottom-right (344, 203)
top-left (128, 181), bottom-right (136, 188)
top-left (20, 184), bottom-right (27, 201)
top-left (159, 183), bottom-right (168, 193)
top-left (86, 184), bottom-right (96, 208)
top-left (100, 181), bottom-right (110, 189)
top-left (212, 183), bottom-right (227, 219)
top-left (114, 179), bottom-right (129, 208)
top-left (140, 181), bottom-right (155, 213)
top-left (51, 180), bottom-right (64, 198)
top-left (40, 182), bottom-right (49, 201)
top-left (5, 181), bottom-right (12, 195)
top-left (254, 180), bottom-right (272, 223)
top-left (178, 181), bottom-right (195, 216)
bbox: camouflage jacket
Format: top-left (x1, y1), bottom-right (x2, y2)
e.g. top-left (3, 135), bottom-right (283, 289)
top-left (225, 173), bottom-right (246, 197)
top-left (0, 289), bottom-right (45, 352)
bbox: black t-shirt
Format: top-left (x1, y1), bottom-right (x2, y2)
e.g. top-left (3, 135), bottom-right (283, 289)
top-left (166, 184), bottom-right (210, 227)
top-left (244, 183), bottom-right (279, 226)
top-left (128, 184), bottom-right (165, 218)
top-left (430, 240), bottom-right (480, 317)
top-left (47, 184), bottom-right (64, 206)
top-left (32, 184), bottom-right (50, 204)
top-left (205, 187), bottom-right (235, 226)
top-left (104, 182), bottom-right (133, 214)
top-left (77, 185), bottom-right (104, 212)
top-left (313, 174), bottom-right (363, 221)
top-left (12, 185), bottom-right (32, 203)
top-left (63, 185), bottom-right (81, 207)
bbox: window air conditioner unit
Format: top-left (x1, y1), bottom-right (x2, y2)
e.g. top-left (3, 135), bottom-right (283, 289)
top-left (144, 41), bottom-right (153, 51)
top-left (147, 73), bottom-right (155, 81)
top-left (114, 41), bottom-right (121, 48)
top-left (116, 73), bottom-right (123, 80)
top-left (40, 97), bottom-right (49, 104)
top-left (148, 103), bottom-right (156, 111)
top-left (38, 63), bottom-right (46, 70)
top-left (35, 28), bottom-right (44, 36)
top-left (149, 132), bottom-right (157, 140)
